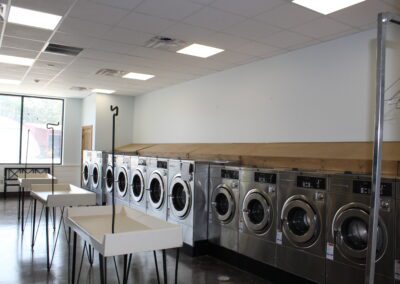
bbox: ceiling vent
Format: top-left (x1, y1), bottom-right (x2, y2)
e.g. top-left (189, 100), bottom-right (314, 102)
top-left (45, 43), bottom-right (83, 56)
top-left (70, 86), bottom-right (89, 91)
top-left (145, 36), bottom-right (187, 52)
top-left (96, 68), bottom-right (127, 77)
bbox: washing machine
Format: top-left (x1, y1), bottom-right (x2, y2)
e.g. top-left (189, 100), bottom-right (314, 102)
top-left (396, 179), bottom-right (400, 283)
top-left (208, 165), bottom-right (240, 252)
top-left (114, 155), bottom-right (131, 206)
top-left (104, 154), bottom-right (115, 205)
top-left (82, 150), bottom-right (92, 191)
top-left (167, 159), bottom-right (209, 251)
top-left (146, 157), bottom-right (168, 220)
top-left (325, 174), bottom-right (396, 284)
top-left (239, 168), bottom-right (277, 267)
top-left (90, 151), bottom-right (107, 205)
top-left (129, 156), bottom-right (149, 213)
top-left (276, 171), bottom-right (327, 284)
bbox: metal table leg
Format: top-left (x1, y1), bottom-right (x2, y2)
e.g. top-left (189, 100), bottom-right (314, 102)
top-left (31, 199), bottom-right (36, 248)
top-left (162, 250), bottom-right (168, 284)
top-left (175, 248), bottom-right (180, 284)
top-left (154, 251), bottom-right (161, 284)
top-left (17, 186), bottom-right (21, 220)
top-left (45, 207), bottom-right (50, 271)
top-left (71, 231), bottom-right (77, 284)
top-left (21, 187), bottom-right (25, 232)
top-left (99, 254), bottom-right (105, 284)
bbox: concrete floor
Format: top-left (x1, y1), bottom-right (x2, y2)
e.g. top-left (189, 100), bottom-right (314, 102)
top-left (0, 197), bottom-right (270, 284)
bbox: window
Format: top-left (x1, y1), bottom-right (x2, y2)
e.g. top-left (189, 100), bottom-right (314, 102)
top-left (0, 94), bottom-right (64, 164)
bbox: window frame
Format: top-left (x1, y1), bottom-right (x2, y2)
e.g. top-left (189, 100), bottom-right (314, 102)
top-left (0, 93), bottom-right (64, 165)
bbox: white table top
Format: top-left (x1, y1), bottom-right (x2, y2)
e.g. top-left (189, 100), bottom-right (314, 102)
top-left (66, 205), bottom-right (183, 257)
top-left (18, 173), bottom-right (57, 189)
top-left (31, 184), bottom-right (96, 207)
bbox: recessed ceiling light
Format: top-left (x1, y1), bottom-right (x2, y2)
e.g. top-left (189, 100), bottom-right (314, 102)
top-left (0, 79), bottom-right (21, 85)
top-left (8, 6), bottom-right (62, 30)
top-left (177, 43), bottom-right (224, 58)
top-left (0, 54), bottom-right (35, 66)
top-left (92, 88), bottom-right (115, 94)
top-left (292, 0), bottom-right (366, 15)
top-left (123, 72), bottom-right (155, 81)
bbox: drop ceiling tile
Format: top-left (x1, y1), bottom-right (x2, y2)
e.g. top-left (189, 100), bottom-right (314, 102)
top-left (38, 52), bottom-right (76, 64)
top-left (286, 39), bottom-right (321, 51)
top-left (210, 50), bottom-right (260, 65)
top-left (30, 67), bottom-right (62, 76)
top-left (118, 12), bottom-right (176, 35)
top-left (255, 3), bottom-right (321, 29)
top-left (201, 32), bottom-right (252, 50)
top-left (263, 30), bottom-right (314, 48)
top-left (211, 0), bottom-right (285, 17)
top-left (91, 0), bottom-right (143, 10)
top-left (223, 19), bottom-right (281, 42)
top-left (33, 60), bottom-right (67, 71)
top-left (100, 27), bottom-right (154, 46)
top-left (162, 23), bottom-right (215, 43)
top-left (0, 47), bottom-right (38, 58)
top-left (328, 0), bottom-right (387, 28)
top-left (293, 17), bottom-right (354, 39)
top-left (51, 32), bottom-right (101, 49)
top-left (0, 70), bottom-right (25, 80)
top-left (135, 0), bottom-right (203, 21)
top-left (232, 41), bottom-right (281, 57)
top-left (10, 0), bottom-right (75, 15)
top-left (26, 72), bottom-right (57, 81)
top-left (89, 40), bottom-right (138, 57)
top-left (69, 0), bottom-right (130, 26)
top-left (58, 17), bottom-right (112, 38)
top-left (5, 24), bottom-right (52, 42)
top-left (188, 0), bottom-right (216, 4)
top-left (2, 36), bottom-right (46, 52)
top-left (383, 0), bottom-right (400, 9)
top-left (183, 6), bottom-right (246, 31)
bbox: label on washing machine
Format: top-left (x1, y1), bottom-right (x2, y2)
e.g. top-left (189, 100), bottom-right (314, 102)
top-left (276, 230), bottom-right (282, 245)
top-left (395, 259), bottom-right (400, 280)
top-left (326, 243), bottom-right (334, 260)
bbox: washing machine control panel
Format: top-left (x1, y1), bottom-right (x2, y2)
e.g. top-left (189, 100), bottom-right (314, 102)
top-left (157, 161), bottom-right (168, 169)
top-left (297, 176), bottom-right (326, 190)
top-left (353, 180), bottom-right (392, 196)
top-left (255, 172), bottom-right (276, 184)
top-left (221, 169), bottom-right (239, 180)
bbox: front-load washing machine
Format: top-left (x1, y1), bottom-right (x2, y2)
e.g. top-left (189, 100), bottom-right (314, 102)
top-left (276, 171), bottom-right (327, 284)
top-left (114, 155), bottom-right (131, 206)
top-left (82, 150), bottom-right (92, 191)
top-left (90, 151), bottom-right (107, 205)
top-left (129, 156), bottom-right (149, 213)
top-left (396, 179), bottom-right (400, 283)
top-left (208, 165), bottom-right (240, 252)
top-left (105, 154), bottom-right (115, 205)
top-left (239, 168), bottom-right (277, 267)
top-left (326, 174), bottom-right (396, 284)
top-left (168, 159), bottom-right (209, 253)
top-left (146, 158), bottom-right (168, 220)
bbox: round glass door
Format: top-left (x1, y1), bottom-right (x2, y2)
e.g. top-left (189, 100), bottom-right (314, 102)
top-left (131, 170), bottom-right (144, 202)
top-left (117, 168), bottom-right (128, 197)
top-left (281, 197), bottom-right (319, 246)
top-left (83, 163), bottom-right (89, 186)
top-left (169, 175), bottom-right (191, 219)
top-left (105, 166), bottom-right (113, 192)
top-left (212, 185), bottom-right (235, 224)
top-left (92, 164), bottom-right (99, 189)
top-left (333, 205), bottom-right (387, 263)
top-left (243, 189), bottom-right (272, 234)
top-left (148, 172), bottom-right (164, 209)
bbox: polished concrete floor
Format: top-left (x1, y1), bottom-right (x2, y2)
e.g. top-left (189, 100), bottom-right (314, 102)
top-left (0, 197), bottom-right (270, 284)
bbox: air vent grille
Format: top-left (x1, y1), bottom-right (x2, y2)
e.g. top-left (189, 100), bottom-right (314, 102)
top-left (145, 36), bottom-right (187, 51)
top-left (70, 86), bottom-right (89, 91)
top-left (45, 43), bottom-right (83, 56)
top-left (96, 68), bottom-right (127, 77)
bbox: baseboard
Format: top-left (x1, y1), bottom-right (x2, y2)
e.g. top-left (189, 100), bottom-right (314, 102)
top-left (182, 241), bottom-right (209, 257)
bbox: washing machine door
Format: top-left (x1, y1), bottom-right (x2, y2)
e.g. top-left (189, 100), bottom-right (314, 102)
top-left (131, 169), bottom-right (145, 202)
top-left (333, 204), bottom-right (387, 263)
top-left (281, 196), bottom-right (319, 246)
top-left (117, 167), bottom-right (128, 197)
top-left (242, 189), bottom-right (272, 234)
top-left (105, 166), bottom-right (114, 193)
top-left (212, 185), bottom-right (235, 224)
top-left (83, 163), bottom-right (89, 186)
top-left (169, 175), bottom-right (191, 219)
top-left (91, 163), bottom-right (100, 190)
top-left (148, 171), bottom-right (165, 209)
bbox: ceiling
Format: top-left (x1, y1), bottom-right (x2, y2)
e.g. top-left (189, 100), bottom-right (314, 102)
top-left (0, 0), bottom-right (397, 98)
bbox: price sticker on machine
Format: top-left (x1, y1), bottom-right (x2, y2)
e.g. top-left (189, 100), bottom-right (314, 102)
top-left (395, 259), bottom-right (400, 280)
top-left (326, 243), bottom-right (334, 260)
top-left (276, 230), bottom-right (282, 245)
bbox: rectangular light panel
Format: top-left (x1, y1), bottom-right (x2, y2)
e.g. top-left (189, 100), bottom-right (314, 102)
top-left (92, 88), bottom-right (115, 94)
top-left (177, 43), bottom-right (224, 58)
top-left (123, 72), bottom-right (155, 81)
top-left (0, 79), bottom-right (21, 85)
top-left (292, 0), bottom-right (366, 15)
top-left (0, 54), bottom-right (35, 66)
top-left (8, 6), bottom-right (62, 30)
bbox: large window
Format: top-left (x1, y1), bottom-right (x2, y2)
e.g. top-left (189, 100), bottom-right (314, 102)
top-left (0, 94), bottom-right (64, 164)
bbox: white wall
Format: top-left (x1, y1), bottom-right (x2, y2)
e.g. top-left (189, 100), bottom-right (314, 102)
top-left (81, 93), bottom-right (96, 149)
top-left (132, 29), bottom-right (400, 143)
top-left (63, 98), bottom-right (82, 165)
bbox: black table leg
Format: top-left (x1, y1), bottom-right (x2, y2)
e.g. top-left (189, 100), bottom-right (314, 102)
top-left (99, 254), bottom-right (105, 284)
top-left (31, 199), bottom-right (37, 248)
top-left (17, 186), bottom-right (21, 220)
top-left (105, 257), bottom-right (107, 283)
top-left (71, 231), bottom-right (77, 284)
top-left (123, 254), bottom-right (128, 283)
top-left (21, 187), bottom-right (25, 232)
top-left (53, 207), bottom-right (56, 231)
top-left (163, 250), bottom-right (167, 284)
top-left (154, 251), bottom-right (160, 284)
top-left (124, 254), bottom-right (132, 284)
top-left (45, 207), bottom-right (50, 271)
top-left (175, 248), bottom-right (180, 284)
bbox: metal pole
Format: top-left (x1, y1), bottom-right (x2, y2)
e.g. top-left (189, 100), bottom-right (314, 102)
top-left (110, 106), bottom-right (119, 234)
top-left (365, 12), bottom-right (387, 284)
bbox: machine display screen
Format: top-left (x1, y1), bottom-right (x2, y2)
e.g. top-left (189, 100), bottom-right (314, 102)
top-left (255, 172), bottom-right (276, 184)
top-left (157, 161), bottom-right (168, 169)
top-left (221, 169), bottom-right (239, 180)
top-left (353, 180), bottom-right (392, 196)
top-left (297, 176), bottom-right (326, 190)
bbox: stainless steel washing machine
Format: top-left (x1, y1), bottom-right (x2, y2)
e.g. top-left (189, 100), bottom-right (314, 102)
top-left (396, 179), bottom-right (400, 284)
top-left (325, 175), bottom-right (396, 284)
top-left (114, 155), bottom-right (131, 206)
top-left (208, 165), bottom-right (240, 252)
top-left (146, 157), bottom-right (168, 220)
top-left (239, 168), bottom-right (277, 267)
top-left (104, 153), bottom-right (114, 204)
top-left (82, 150), bottom-right (92, 191)
top-left (168, 159), bottom-right (209, 250)
top-left (129, 156), bottom-right (148, 213)
top-left (276, 171), bottom-right (327, 284)
top-left (90, 151), bottom-right (107, 205)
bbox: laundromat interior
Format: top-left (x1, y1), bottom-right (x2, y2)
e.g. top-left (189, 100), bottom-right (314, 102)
top-left (0, 0), bottom-right (399, 283)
